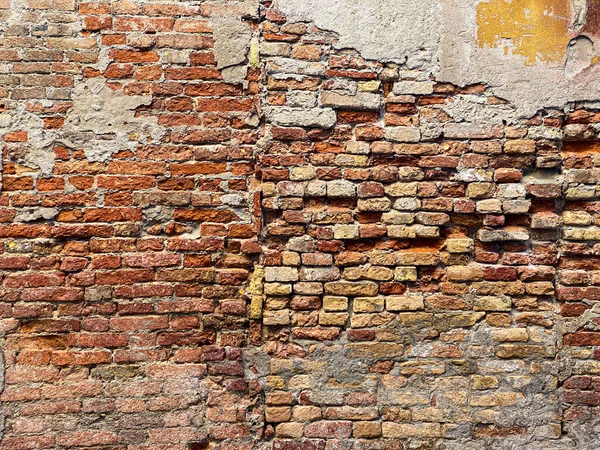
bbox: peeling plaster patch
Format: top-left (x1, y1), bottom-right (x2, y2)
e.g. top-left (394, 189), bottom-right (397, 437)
top-left (435, 0), bottom-right (600, 118)
top-left (14, 208), bottom-right (59, 222)
top-left (212, 16), bottom-right (253, 82)
top-left (61, 77), bottom-right (165, 162)
top-left (2, 77), bottom-right (166, 174)
top-left (276, 0), bottom-right (600, 118)
top-left (443, 94), bottom-right (518, 125)
top-left (265, 106), bottom-right (337, 128)
top-left (0, 106), bottom-right (58, 175)
top-left (565, 35), bottom-right (596, 76)
top-left (276, 0), bottom-right (442, 69)
top-left (209, 0), bottom-right (258, 84)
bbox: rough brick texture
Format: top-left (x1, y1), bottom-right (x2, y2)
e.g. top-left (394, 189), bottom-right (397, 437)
top-left (0, 0), bottom-right (600, 449)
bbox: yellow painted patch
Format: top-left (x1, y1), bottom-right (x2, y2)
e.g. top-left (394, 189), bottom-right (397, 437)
top-left (476, 0), bottom-right (571, 65)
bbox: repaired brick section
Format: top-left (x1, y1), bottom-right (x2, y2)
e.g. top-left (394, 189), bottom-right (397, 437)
top-left (0, 0), bottom-right (598, 448)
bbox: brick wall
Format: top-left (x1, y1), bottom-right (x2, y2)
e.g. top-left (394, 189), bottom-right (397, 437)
top-left (0, 0), bottom-right (599, 449)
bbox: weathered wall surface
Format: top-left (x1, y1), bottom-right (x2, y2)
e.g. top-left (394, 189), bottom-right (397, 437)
top-left (1, 0), bottom-right (600, 449)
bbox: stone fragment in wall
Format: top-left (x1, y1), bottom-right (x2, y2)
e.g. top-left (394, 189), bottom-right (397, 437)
top-left (277, 181), bottom-right (304, 197)
top-left (382, 422), bottom-right (441, 439)
top-left (505, 139), bottom-right (536, 154)
top-left (266, 107), bottom-right (337, 128)
top-left (384, 182), bottom-right (418, 197)
top-left (345, 141), bottom-right (370, 155)
top-left (396, 251), bottom-right (440, 266)
top-left (300, 267), bottom-right (340, 282)
top-left (473, 281), bottom-right (525, 296)
top-left (565, 169), bottom-right (600, 183)
top-left (496, 183), bottom-right (527, 199)
top-left (358, 181), bottom-right (385, 198)
top-left (394, 267), bottom-right (417, 282)
top-left (525, 281), bottom-right (554, 296)
top-left (264, 283), bottom-right (292, 296)
top-left (495, 344), bottom-right (555, 359)
top-left (416, 212), bottom-right (449, 226)
top-left (476, 199), bottom-right (502, 214)
top-left (466, 182), bottom-right (495, 199)
top-left (384, 127), bottom-right (421, 143)
top-left (288, 236), bottom-right (315, 252)
top-left (436, 312), bottom-right (486, 331)
top-left (327, 180), bottom-right (356, 197)
top-left (333, 224), bottom-right (359, 240)
top-left (264, 267), bottom-right (299, 282)
top-left (477, 227), bottom-right (529, 242)
top-left (382, 211), bottom-right (414, 225)
top-left (563, 211), bottom-right (592, 225)
top-left (294, 282), bottom-right (324, 295)
top-left (306, 180), bottom-right (327, 196)
top-left (357, 198), bottom-right (392, 212)
top-left (531, 212), bottom-right (561, 229)
top-left (354, 297), bottom-right (385, 313)
top-left (261, 41), bottom-right (291, 57)
top-left (386, 295), bottom-right (424, 311)
top-left (397, 167), bottom-right (424, 181)
top-left (290, 166), bottom-right (317, 181)
top-left (344, 342), bottom-right (404, 359)
top-left (566, 185), bottom-right (596, 199)
top-left (335, 154), bottom-right (368, 167)
top-left (525, 183), bottom-right (562, 198)
top-left (443, 123), bottom-right (503, 139)
top-left (323, 296), bottom-right (348, 312)
top-left (14, 207), bottom-right (59, 223)
top-left (492, 328), bottom-right (528, 342)
top-left (502, 199), bottom-right (531, 214)
top-left (264, 309), bottom-right (290, 326)
top-left (445, 238), bottom-right (473, 253)
top-left (319, 312), bottom-right (348, 326)
top-left (393, 198), bottom-right (421, 211)
top-left (474, 296), bottom-right (512, 311)
top-left (321, 91), bottom-right (381, 110)
top-left (387, 225), bottom-right (417, 239)
top-left (446, 266), bottom-right (484, 282)
top-left (414, 225), bottom-right (439, 238)
top-left (324, 281), bottom-right (379, 297)
top-left (393, 81), bottom-right (435, 95)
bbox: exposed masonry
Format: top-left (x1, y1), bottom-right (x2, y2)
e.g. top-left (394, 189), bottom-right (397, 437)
top-left (1, 0), bottom-right (600, 449)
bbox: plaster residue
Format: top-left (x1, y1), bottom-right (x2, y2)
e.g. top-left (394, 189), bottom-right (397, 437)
top-left (0, 107), bottom-right (58, 176)
top-left (276, 0), bottom-right (600, 118)
top-left (276, 0), bottom-right (443, 70)
top-left (2, 78), bottom-right (165, 175)
top-left (208, 0), bottom-right (258, 84)
top-left (212, 16), bottom-right (254, 83)
top-left (61, 77), bottom-right (165, 163)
